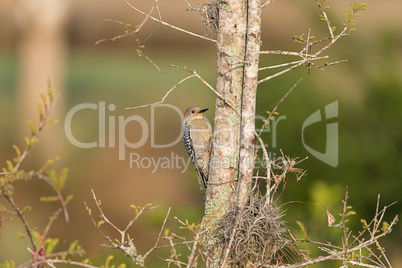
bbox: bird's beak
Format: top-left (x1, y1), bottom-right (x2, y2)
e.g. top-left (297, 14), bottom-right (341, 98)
top-left (199, 108), bottom-right (209, 114)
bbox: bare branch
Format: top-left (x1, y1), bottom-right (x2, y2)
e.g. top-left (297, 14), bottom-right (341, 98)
top-left (318, 2), bottom-right (334, 39)
top-left (13, 93), bottom-right (59, 172)
top-left (42, 208), bottom-right (62, 244)
top-left (136, 49), bottom-right (163, 73)
top-left (143, 207), bottom-right (171, 259)
top-left (277, 191), bottom-right (398, 268)
top-left (95, 1), bottom-right (158, 45)
top-left (258, 78), bottom-right (302, 138)
top-left (259, 59), bottom-right (305, 71)
top-left (125, 74), bottom-right (195, 110)
top-left (170, 64), bottom-right (241, 115)
top-left (258, 61), bottom-right (304, 84)
top-left (32, 172), bottom-right (70, 222)
top-left (260, 50), bottom-right (302, 56)
top-left (124, 0), bottom-right (216, 43)
top-left (34, 259), bottom-right (99, 268)
top-left (3, 195), bottom-right (36, 252)
top-left (186, 230), bottom-right (202, 268)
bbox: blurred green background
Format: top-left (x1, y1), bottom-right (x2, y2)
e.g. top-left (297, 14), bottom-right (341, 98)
top-left (0, 0), bottom-right (401, 267)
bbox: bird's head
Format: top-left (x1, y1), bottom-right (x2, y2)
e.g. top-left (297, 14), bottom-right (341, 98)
top-left (184, 106), bottom-right (209, 120)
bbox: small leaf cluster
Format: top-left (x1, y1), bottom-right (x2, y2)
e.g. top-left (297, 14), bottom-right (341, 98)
top-left (344, 2), bottom-right (367, 33)
top-left (0, 85), bottom-right (90, 267)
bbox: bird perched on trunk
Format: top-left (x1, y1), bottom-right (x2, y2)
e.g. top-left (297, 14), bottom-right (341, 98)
top-left (182, 107), bottom-right (212, 195)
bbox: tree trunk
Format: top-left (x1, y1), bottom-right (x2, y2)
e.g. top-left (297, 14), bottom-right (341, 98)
top-left (204, 0), bottom-right (262, 266)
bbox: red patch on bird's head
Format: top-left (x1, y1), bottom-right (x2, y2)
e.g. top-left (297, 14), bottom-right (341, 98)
top-left (184, 108), bottom-right (190, 117)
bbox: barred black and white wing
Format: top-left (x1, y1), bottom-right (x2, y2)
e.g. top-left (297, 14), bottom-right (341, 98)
top-left (183, 123), bottom-right (208, 190)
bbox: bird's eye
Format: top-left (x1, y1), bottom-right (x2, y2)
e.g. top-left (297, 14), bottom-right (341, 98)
top-left (192, 110), bottom-right (195, 114)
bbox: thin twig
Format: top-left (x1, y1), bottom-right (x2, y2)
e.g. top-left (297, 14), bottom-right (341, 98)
top-left (33, 259), bottom-right (99, 268)
top-left (34, 172), bottom-right (70, 222)
top-left (258, 78), bottom-right (302, 138)
top-left (318, 2), bottom-right (334, 39)
top-left (259, 59), bottom-right (305, 71)
top-left (143, 207), bottom-right (171, 259)
top-left (124, 0), bottom-right (216, 43)
top-left (95, 1), bottom-right (158, 45)
top-left (125, 75), bottom-right (195, 110)
top-left (137, 50), bottom-right (163, 73)
top-left (84, 198), bottom-right (115, 245)
top-left (313, 27), bottom-right (348, 57)
top-left (186, 230), bottom-right (202, 268)
top-left (4, 195), bottom-right (36, 252)
top-left (13, 94), bottom-right (59, 172)
top-left (260, 50), bottom-right (302, 56)
top-left (18, 249), bottom-right (86, 268)
top-left (341, 187), bottom-right (350, 259)
top-left (279, 196), bottom-right (398, 268)
top-left (170, 64), bottom-right (241, 116)
top-left (42, 208), bottom-right (62, 244)
top-left (258, 61), bottom-right (304, 84)
top-left (166, 236), bottom-right (183, 268)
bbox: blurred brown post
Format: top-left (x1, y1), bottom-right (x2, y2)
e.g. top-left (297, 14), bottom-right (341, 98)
top-left (14, 0), bottom-right (70, 159)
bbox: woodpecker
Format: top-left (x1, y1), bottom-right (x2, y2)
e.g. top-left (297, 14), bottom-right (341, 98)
top-left (183, 106), bottom-right (212, 191)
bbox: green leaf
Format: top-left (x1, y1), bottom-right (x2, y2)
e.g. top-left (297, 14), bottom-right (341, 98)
top-left (66, 194), bottom-right (74, 205)
top-left (382, 221), bottom-right (390, 233)
top-left (6, 161), bottom-right (14, 173)
top-left (26, 137), bottom-right (39, 148)
top-left (48, 89), bottom-right (56, 102)
top-left (13, 145), bottom-right (21, 159)
top-left (345, 210), bottom-right (356, 217)
top-left (44, 119), bottom-right (58, 127)
top-left (47, 170), bottom-right (57, 186)
top-left (98, 219), bottom-right (105, 228)
top-left (28, 120), bottom-right (36, 136)
top-left (22, 206), bottom-right (32, 213)
top-left (39, 156), bottom-right (60, 173)
top-left (361, 219), bottom-right (368, 229)
top-left (44, 238), bottom-right (59, 254)
top-left (130, 204), bottom-right (139, 215)
top-left (58, 168), bottom-right (69, 190)
top-left (17, 232), bottom-right (26, 239)
top-left (164, 228), bottom-right (170, 237)
top-left (40, 93), bottom-right (47, 107)
top-left (68, 239), bottom-right (79, 252)
top-left (296, 220), bottom-right (308, 239)
top-left (40, 196), bottom-right (60, 202)
top-left (105, 255), bottom-right (114, 268)
top-left (2, 168), bottom-right (8, 180)
top-left (36, 103), bottom-right (43, 118)
top-left (0, 260), bottom-right (16, 268)
top-left (32, 230), bottom-right (41, 246)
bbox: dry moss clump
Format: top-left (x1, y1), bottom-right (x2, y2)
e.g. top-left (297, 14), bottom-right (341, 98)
top-left (200, 1), bottom-right (220, 32)
top-left (214, 191), bottom-right (296, 266)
